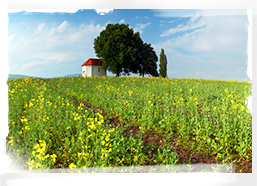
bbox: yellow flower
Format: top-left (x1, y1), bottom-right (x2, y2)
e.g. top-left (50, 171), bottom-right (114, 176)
top-left (21, 118), bottom-right (28, 123)
top-left (34, 144), bottom-right (40, 149)
top-left (25, 126), bottom-right (30, 130)
top-left (69, 163), bottom-right (77, 169)
top-left (35, 162), bottom-right (42, 169)
top-left (119, 158), bottom-right (125, 163)
top-left (8, 140), bottom-right (14, 146)
top-left (36, 147), bottom-right (45, 154)
top-left (105, 136), bottom-right (110, 141)
top-left (50, 154), bottom-right (57, 162)
top-left (50, 154), bottom-right (57, 158)
top-left (67, 126), bottom-right (71, 129)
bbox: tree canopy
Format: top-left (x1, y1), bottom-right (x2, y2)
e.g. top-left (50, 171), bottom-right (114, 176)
top-left (159, 48), bottom-right (168, 78)
top-left (94, 23), bottom-right (158, 77)
top-left (137, 42), bottom-right (159, 77)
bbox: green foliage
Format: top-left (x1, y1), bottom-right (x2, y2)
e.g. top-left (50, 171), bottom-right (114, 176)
top-left (159, 48), bottom-right (167, 78)
top-left (94, 23), bottom-right (138, 77)
top-left (137, 43), bottom-right (159, 77)
top-left (94, 23), bottom-right (158, 77)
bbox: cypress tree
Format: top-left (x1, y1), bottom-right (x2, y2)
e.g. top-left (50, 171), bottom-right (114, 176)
top-left (159, 48), bottom-right (167, 78)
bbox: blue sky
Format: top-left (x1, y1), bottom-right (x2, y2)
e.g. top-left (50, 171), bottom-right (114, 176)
top-left (8, 9), bottom-right (250, 80)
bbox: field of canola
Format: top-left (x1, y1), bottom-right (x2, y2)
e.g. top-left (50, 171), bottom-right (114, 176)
top-left (6, 76), bottom-right (252, 172)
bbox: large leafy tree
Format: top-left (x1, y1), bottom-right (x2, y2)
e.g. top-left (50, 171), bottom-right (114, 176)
top-left (94, 23), bottom-right (158, 77)
top-left (136, 42), bottom-right (159, 77)
top-left (159, 48), bottom-right (168, 78)
top-left (94, 23), bottom-right (138, 77)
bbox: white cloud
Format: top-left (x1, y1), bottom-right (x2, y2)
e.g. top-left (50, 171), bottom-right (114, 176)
top-left (160, 20), bottom-right (176, 24)
top-left (152, 9), bottom-right (249, 80)
top-left (160, 14), bottom-right (206, 37)
top-left (21, 60), bottom-right (48, 71)
top-left (134, 22), bottom-right (151, 34)
top-left (9, 33), bottom-right (16, 41)
top-left (154, 9), bottom-right (247, 18)
top-left (188, 13), bottom-right (200, 23)
top-left (156, 28), bottom-right (204, 51)
top-left (20, 52), bottom-right (79, 72)
top-left (9, 21), bottom-right (106, 76)
top-left (57, 21), bottom-right (70, 32)
top-left (157, 9), bottom-right (248, 65)
top-left (35, 23), bottom-right (45, 33)
top-left (153, 9), bottom-right (199, 18)
top-left (157, 10), bottom-right (248, 59)
top-left (194, 16), bottom-right (247, 55)
top-left (137, 22), bottom-right (151, 30)
top-left (9, 64), bottom-right (19, 72)
top-left (120, 19), bottom-right (125, 24)
top-left (194, 71), bottom-right (206, 76)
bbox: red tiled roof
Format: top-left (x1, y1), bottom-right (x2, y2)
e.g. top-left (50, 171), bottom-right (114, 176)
top-left (81, 58), bottom-right (103, 66)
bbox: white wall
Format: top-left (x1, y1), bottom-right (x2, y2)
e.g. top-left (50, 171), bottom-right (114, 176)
top-left (82, 66), bottom-right (86, 77)
top-left (82, 65), bottom-right (106, 77)
top-left (82, 66), bottom-right (92, 77)
top-left (92, 65), bottom-right (106, 77)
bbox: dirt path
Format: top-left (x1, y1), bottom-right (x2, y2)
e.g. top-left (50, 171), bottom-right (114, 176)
top-left (50, 86), bottom-right (251, 173)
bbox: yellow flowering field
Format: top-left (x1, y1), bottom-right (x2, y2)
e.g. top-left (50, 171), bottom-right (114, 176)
top-left (6, 76), bottom-right (252, 172)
